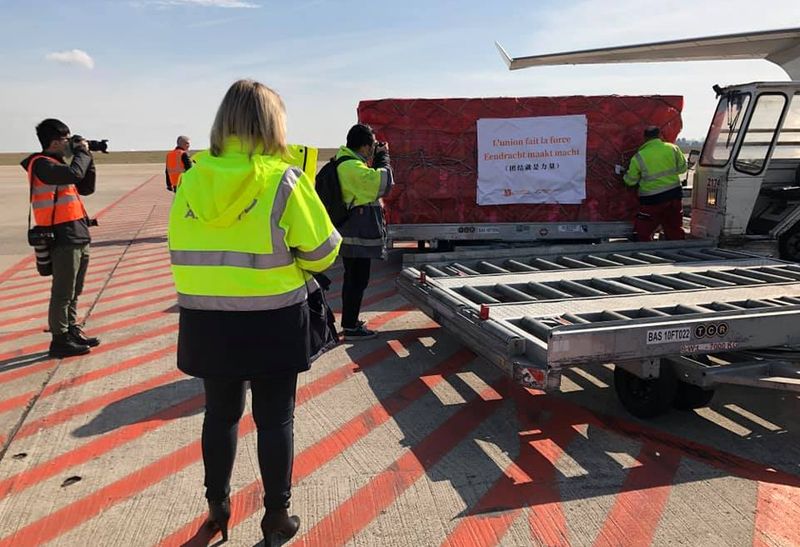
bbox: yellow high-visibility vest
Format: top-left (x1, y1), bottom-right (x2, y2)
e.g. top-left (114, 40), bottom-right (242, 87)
top-left (168, 138), bottom-right (340, 311)
top-left (623, 138), bottom-right (687, 197)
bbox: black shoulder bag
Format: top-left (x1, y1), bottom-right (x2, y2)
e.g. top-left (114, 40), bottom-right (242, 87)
top-left (306, 273), bottom-right (339, 363)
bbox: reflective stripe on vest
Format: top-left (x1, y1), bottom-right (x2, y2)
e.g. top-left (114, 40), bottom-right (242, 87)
top-left (295, 233), bottom-right (342, 261)
top-left (170, 249), bottom-right (293, 269)
top-left (166, 149), bottom-right (186, 188)
top-left (169, 163), bottom-right (334, 312)
top-left (27, 155), bottom-right (87, 226)
top-left (632, 145), bottom-right (683, 197)
top-left (177, 288), bottom-right (308, 311)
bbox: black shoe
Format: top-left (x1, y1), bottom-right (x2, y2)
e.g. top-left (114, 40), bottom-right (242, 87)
top-left (206, 497), bottom-right (231, 542)
top-left (261, 509), bottom-right (300, 545)
top-left (68, 325), bottom-right (100, 347)
top-left (49, 334), bottom-right (91, 358)
top-left (342, 324), bottom-right (377, 341)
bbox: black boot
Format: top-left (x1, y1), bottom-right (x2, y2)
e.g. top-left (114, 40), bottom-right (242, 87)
top-left (49, 333), bottom-right (91, 358)
top-left (207, 497), bottom-right (231, 542)
top-left (68, 325), bottom-right (100, 347)
top-left (261, 509), bottom-right (300, 545)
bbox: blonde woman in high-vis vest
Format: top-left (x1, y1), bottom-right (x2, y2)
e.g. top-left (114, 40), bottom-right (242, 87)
top-left (168, 80), bottom-right (341, 544)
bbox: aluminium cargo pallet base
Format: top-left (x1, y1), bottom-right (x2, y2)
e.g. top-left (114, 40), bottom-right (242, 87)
top-left (396, 242), bottom-right (800, 417)
top-left (388, 221), bottom-right (632, 245)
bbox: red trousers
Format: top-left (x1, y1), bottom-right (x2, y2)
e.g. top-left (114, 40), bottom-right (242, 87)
top-left (633, 198), bottom-right (685, 241)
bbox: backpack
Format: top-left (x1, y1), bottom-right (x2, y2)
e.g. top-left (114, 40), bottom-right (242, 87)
top-left (315, 156), bottom-right (355, 227)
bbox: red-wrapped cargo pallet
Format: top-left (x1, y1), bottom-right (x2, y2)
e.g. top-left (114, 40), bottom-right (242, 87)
top-left (358, 96), bottom-right (683, 225)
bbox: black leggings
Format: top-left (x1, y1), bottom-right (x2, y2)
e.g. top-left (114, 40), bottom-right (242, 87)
top-left (201, 374), bottom-right (298, 509)
top-left (341, 256), bottom-right (372, 328)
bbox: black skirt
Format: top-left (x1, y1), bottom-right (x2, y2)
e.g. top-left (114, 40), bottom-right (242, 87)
top-left (177, 302), bottom-right (311, 380)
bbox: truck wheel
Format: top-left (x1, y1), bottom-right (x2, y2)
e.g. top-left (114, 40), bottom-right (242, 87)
top-left (613, 365), bottom-right (678, 419)
top-left (779, 225), bottom-right (800, 262)
top-left (672, 381), bottom-right (715, 410)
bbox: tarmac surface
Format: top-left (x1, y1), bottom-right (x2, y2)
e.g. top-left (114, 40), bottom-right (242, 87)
top-left (0, 164), bottom-right (798, 546)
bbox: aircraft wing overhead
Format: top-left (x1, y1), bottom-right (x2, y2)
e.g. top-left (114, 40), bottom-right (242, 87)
top-left (497, 27), bottom-right (800, 79)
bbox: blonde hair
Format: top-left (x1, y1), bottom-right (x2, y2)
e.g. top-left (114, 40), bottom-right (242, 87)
top-left (209, 79), bottom-right (287, 157)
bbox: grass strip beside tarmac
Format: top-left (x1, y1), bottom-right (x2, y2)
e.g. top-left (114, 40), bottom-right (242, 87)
top-left (0, 149), bottom-right (339, 166)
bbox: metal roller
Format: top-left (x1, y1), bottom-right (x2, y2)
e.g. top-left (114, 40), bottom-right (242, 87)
top-left (557, 279), bottom-right (608, 297)
top-left (531, 258), bottom-right (568, 270)
top-left (458, 285), bottom-right (500, 304)
top-left (477, 261), bottom-right (510, 274)
top-left (494, 283), bottom-right (538, 302)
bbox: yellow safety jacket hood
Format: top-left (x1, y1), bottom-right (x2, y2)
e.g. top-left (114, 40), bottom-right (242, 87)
top-left (178, 138), bottom-right (271, 229)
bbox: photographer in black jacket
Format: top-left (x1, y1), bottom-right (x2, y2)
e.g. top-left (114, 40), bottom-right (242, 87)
top-left (21, 119), bottom-right (100, 358)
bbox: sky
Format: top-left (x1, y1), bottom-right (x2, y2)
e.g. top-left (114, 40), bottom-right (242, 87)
top-left (0, 0), bottom-right (798, 152)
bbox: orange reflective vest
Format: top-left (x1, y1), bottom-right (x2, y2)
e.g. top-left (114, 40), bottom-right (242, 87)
top-left (27, 155), bottom-right (87, 226)
top-left (166, 149), bottom-right (187, 189)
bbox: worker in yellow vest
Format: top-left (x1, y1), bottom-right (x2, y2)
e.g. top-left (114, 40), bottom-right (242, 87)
top-left (618, 126), bottom-right (687, 241)
top-left (168, 79), bottom-right (340, 544)
top-left (335, 124), bottom-right (394, 340)
top-left (165, 135), bottom-right (193, 191)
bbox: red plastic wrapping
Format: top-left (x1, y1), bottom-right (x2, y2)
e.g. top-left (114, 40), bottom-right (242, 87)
top-left (358, 96), bottom-right (683, 225)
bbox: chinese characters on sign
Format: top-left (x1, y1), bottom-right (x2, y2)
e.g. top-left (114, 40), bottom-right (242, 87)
top-left (477, 115), bottom-right (587, 205)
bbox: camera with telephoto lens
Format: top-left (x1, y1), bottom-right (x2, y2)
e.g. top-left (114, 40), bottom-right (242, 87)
top-left (70, 135), bottom-right (109, 154)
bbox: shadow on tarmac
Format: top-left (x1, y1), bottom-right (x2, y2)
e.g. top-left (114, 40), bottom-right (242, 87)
top-left (348, 327), bottom-right (800, 520)
top-left (0, 351), bottom-right (51, 374)
top-left (72, 378), bottom-right (203, 437)
top-left (91, 236), bottom-right (167, 248)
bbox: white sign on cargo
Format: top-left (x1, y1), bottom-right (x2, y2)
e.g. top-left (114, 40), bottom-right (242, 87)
top-left (476, 115), bottom-right (587, 205)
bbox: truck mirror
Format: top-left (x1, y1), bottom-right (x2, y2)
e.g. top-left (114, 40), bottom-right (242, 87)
top-left (687, 149), bottom-right (700, 168)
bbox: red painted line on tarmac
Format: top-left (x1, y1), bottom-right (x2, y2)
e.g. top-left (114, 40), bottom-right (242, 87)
top-left (443, 387), bottom-right (575, 547)
top-left (330, 287), bottom-right (399, 316)
top-left (158, 346), bottom-right (475, 546)
top-left (0, 438), bottom-right (202, 546)
top-left (534, 396), bottom-right (800, 545)
top-left (0, 173), bottom-right (160, 287)
top-left (295, 383), bottom-right (505, 547)
top-left (586, 411), bottom-right (800, 488)
top-left (2, 368), bottom-right (184, 446)
top-left (0, 308), bottom-right (176, 378)
top-left (88, 248), bottom-right (167, 269)
top-left (592, 443), bottom-right (682, 547)
top-left (753, 483), bottom-right (800, 547)
top-left (367, 303), bottom-right (416, 330)
top-left (97, 174), bottom-right (161, 218)
top-left (0, 265), bottom-right (172, 309)
top-left (0, 277), bottom-right (173, 329)
top-left (326, 269), bottom-right (397, 300)
top-left (0, 304), bottom-right (416, 502)
top-left (0, 393), bottom-right (203, 500)
top-left (0, 344), bottom-right (175, 416)
top-left (0, 259), bottom-right (32, 288)
top-left (0, 312), bottom-right (423, 546)
top-left (361, 287), bottom-right (398, 307)
top-left (0, 253), bottom-right (169, 295)
top-left (0, 290), bottom-right (174, 343)
top-left (0, 319), bottom-right (178, 387)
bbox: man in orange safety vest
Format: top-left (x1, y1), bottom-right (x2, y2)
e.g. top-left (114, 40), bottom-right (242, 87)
top-left (165, 135), bottom-right (193, 191)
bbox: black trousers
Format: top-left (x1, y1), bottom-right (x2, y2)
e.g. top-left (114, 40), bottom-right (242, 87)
top-left (341, 256), bottom-right (372, 329)
top-left (202, 374), bottom-right (298, 509)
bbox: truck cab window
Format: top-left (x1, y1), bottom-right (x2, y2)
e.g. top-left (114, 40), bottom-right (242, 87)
top-left (773, 93), bottom-right (800, 161)
top-left (734, 94), bottom-right (786, 174)
top-left (700, 93), bottom-right (750, 167)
